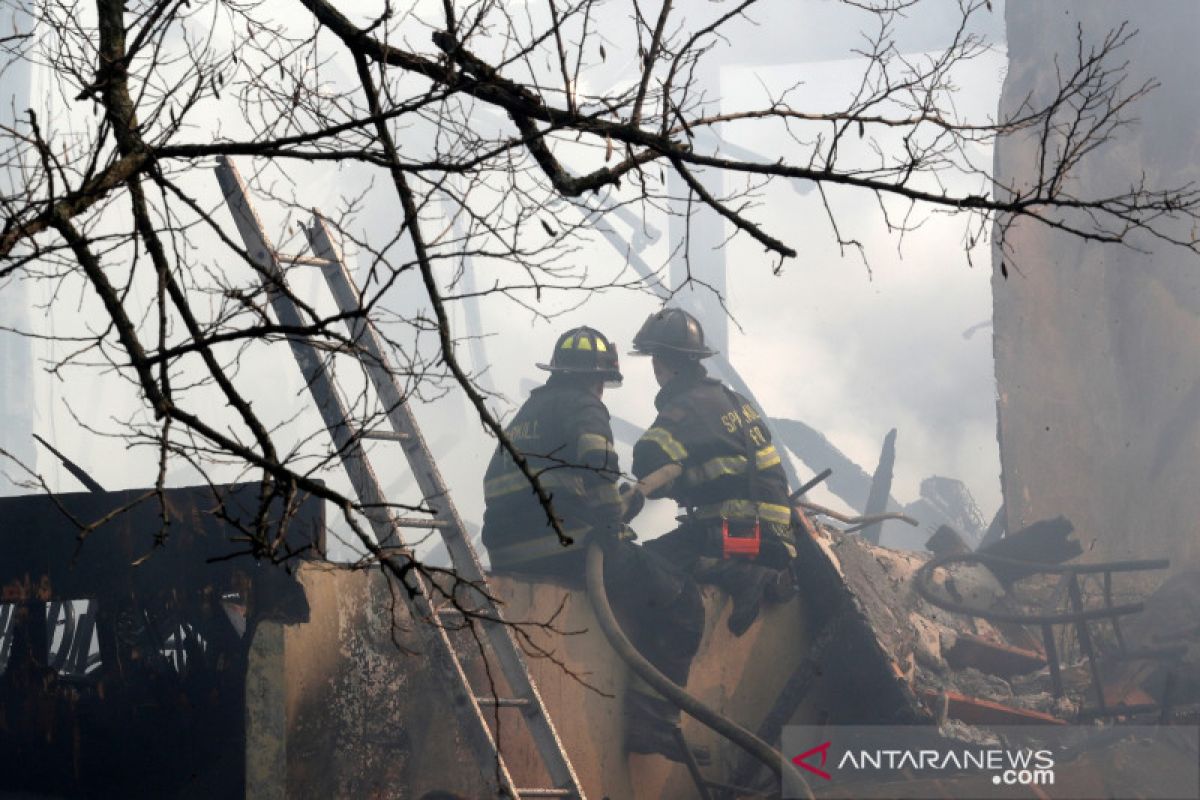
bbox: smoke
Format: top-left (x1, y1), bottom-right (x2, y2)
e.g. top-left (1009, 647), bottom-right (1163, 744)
top-left (8, 0), bottom-right (1009, 559)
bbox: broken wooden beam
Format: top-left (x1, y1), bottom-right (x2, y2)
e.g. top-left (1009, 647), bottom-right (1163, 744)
top-left (944, 632), bottom-right (1046, 677)
top-left (769, 416), bottom-right (903, 516)
top-left (917, 689), bottom-right (1067, 726)
top-left (860, 429), bottom-right (897, 545)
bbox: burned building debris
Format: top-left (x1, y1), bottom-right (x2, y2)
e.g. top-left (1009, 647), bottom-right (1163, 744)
top-left (3, 5), bottom-right (1199, 792)
top-left (1, 174), bottom-right (1195, 799)
top-left (901, 477), bottom-right (988, 551)
top-left (818, 514), bottom-right (1192, 731)
top-left (2, 479), bottom-right (1195, 798)
top-left (0, 484), bottom-right (323, 798)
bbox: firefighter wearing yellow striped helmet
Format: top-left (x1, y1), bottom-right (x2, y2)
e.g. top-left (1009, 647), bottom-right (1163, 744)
top-left (536, 325), bottom-right (624, 384)
top-left (480, 325), bottom-right (705, 763)
top-left (483, 327), bottom-right (624, 570)
top-left (628, 307), bottom-right (797, 637)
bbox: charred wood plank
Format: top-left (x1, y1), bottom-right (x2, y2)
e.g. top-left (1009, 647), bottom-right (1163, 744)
top-left (770, 417), bottom-right (903, 514)
top-left (860, 429), bottom-right (897, 545)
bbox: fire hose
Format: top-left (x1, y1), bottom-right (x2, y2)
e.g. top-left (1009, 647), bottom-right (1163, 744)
top-left (585, 541), bottom-right (814, 800)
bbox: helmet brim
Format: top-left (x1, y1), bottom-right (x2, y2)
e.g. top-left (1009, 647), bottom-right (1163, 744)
top-left (627, 344), bottom-right (718, 359)
top-left (537, 363), bottom-right (625, 383)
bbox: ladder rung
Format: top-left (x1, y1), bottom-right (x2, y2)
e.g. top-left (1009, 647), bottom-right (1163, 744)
top-left (437, 608), bottom-right (494, 623)
top-left (393, 516), bottom-right (449, 529)
top-left (436, 606), bottom-right (488, 620)
top-left (278, 254), bottom-right (338, 268)
top-left (436, 611), bottom-right (467, 626)
top-left (475, 696), bottom-right (531, 708)
top-left (515, 791), bottom-right (574, 798)
top-left (309, 340), bottom-right (358, 355)
top-left (374, 545), bottom-right (413, 559)
top-left (358, 429), bottom-right (410, 442)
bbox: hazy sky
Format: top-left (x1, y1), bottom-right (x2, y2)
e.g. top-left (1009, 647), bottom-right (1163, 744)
top-left (6, 0), bottom-right (1010, 557)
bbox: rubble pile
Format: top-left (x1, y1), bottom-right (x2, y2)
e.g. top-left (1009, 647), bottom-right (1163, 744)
top-left (808, 522), bottom-right (1199, 730)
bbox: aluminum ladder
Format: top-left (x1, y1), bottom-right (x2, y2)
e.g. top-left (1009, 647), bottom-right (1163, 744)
top-left (214, 157), bottom-right (585, 799)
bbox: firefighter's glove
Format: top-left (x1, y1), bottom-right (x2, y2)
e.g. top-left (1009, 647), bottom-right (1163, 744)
top-left (619, 483), bottom-right (645, 522)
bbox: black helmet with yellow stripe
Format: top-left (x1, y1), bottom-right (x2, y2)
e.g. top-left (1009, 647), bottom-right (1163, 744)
top-left (537, 326), bottom-right (623, 385)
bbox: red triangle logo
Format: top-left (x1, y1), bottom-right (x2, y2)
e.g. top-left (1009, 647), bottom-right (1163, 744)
top-left (792, 741), bottom-right (833, 780)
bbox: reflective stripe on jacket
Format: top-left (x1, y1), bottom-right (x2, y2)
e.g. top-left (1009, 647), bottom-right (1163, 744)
top-left (632, 373), bottom-right (794, 552)
top-left (482, 379), bottom-right (621, 569)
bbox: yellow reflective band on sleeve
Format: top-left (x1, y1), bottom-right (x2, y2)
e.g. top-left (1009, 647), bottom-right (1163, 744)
top-left (640, 426), bottom-right (688, 461)
top-left (682, 446), bottom-right (783, 486)
top-left (577, 432), bottom-right (615, 461)
top-left (488, 525), bottom-right (590, 568)
top-left (684, 455), bottom-right (748, 486)
top-left (692, 500), bottom-right (793, 525)
top-left (484, 469), bottom-right (586, 500)
top-left (756, 445), bottom-right (781, 470)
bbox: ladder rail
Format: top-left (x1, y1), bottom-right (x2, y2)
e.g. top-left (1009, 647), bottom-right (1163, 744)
top-left (303, 216), bottom-right (487, 575)
top-left (214, 157), bottom-right (529, 797)
top-left (304, 214), bottom-right (585, 797)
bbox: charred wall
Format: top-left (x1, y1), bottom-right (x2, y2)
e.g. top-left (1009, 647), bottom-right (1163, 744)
top-left (994, 1), bottom-right (1200, 567)
top-left (0, 484), bottom-right (322, 798)
top-left (246, 554), bottom-right (925, 800)
top-left (247, 565), bottom-right (822, 799)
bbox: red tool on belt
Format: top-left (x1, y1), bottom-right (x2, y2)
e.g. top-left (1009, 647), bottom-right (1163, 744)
top-left (721, 517), bottom-right (761, 559)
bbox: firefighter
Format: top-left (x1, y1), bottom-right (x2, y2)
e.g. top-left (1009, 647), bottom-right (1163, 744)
top-left (481, 325), bottom-right (626, 570)
top-left (481, 326), bottom-right (704, 762)
top-left (627, 307), bottom-right (797, 637)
